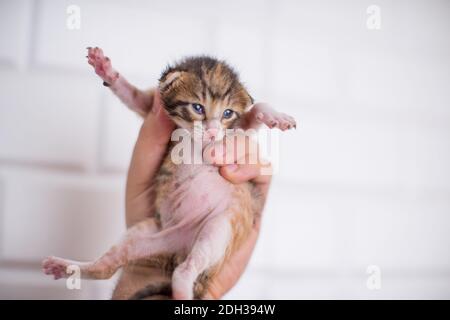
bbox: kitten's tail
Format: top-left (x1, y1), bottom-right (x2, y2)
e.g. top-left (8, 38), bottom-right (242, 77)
top-left (129, 280), bottom-right (172, 300)
top-left (128, 275), bottom-right (210, 300)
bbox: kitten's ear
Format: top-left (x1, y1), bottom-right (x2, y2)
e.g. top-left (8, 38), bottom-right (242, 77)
top-left (159, 71), bottom-right (183, 92)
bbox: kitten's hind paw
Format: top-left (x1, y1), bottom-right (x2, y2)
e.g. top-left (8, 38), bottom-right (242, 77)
top-left (86, 46), bottom-right (119, 85)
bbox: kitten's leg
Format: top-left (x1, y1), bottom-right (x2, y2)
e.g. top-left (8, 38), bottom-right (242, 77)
top-left (171, 215), bottom-right (232, 300)
top-left (42, 218), bottom-right (180, 280)
top-left (87, 47), bottom-right (153, 117)
top-left (242, 102), bottom-right (296, 131)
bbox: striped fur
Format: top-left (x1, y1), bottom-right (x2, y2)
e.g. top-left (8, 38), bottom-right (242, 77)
top-left (159, 56), bottom-right (253, 130)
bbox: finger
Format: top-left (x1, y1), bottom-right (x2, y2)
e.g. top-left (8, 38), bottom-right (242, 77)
top-left (126, 91), bottom-right (174, 196)
top-left (255, 112), bottom-right (264, 123)
top-left (203, 133), bottom-right (256, 165)
top-left (204, 227), bottom-right (259, 299)
top-left (202, 138), bottom-right (238, 165)
top-left (220, 162), bottom-right (272, 186)
top-left (139, 91), bottom-right (174, 146)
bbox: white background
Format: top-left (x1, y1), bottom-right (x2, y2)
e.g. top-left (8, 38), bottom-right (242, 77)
top-left (0, 0), bottom-right (449, 299)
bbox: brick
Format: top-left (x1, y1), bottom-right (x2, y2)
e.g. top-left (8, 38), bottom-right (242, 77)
top-left (268, 274), bottom-right (450, 299)
top-left (268, 0), bottom-right (372, 102)
top-left (269, 31), bottom-right (340, 102)
top-left (224, 268), bottom-right (269, 299)
top-left (265, 274), bottom-right (351, 299)
top-left (346, 49), bottom-right (450, 113)
top-left (213, 22), bottom-right (266, 99)
top-left (0, 0), bottom-right (32, 68)
top-left (100, 93), bottom-right (142, 171)
top-left (268, 103), bottom-right (450, 189)
top-left (0, 70), bottom-right (100, 169)
top-left (0, 168), bottom-right (126, 262)
top-left (34, 0), bottom-right (212, 78)
top-left (261, 182), bottom-right (340, 269)
top-left (352, 194), bottom-right (450, 269)
top-left (387, 0), bottom-right (450, 60)
top-left (259, 179), bottom-right (450, 271)
top-left (0, 267), bottom-right (118, 299)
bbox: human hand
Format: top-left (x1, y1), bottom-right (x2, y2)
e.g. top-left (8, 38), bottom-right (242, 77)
top-left (115, 91), bottom-right (271, 299)
top-left (202, 135), bottom-right (272, 299)
top-left (124, 89), bottom-right (174, 227)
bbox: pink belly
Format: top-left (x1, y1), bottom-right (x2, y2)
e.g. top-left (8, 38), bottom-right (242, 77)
top-left (159, 164), bottom-right (234, 229)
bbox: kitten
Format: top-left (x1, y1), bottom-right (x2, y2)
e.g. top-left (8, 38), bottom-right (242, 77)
top-left (42, 47), bottom-right (296, 299)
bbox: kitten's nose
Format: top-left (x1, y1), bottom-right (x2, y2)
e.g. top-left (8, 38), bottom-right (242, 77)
top-left (204, 128), bottom-right (218, 141)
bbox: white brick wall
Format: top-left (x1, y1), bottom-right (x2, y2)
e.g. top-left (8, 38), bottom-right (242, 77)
top-left (0, 70), bottom-right (100, 169)
top-left (0, 0), bottom-right (33, 69)
top-left (0, 0), bottom-right (449, 299)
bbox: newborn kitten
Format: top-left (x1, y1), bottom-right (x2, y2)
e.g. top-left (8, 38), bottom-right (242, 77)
top-left (42, 47), bottom-right (296, 299)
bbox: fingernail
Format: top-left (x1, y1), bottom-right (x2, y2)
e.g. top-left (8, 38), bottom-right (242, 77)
top-left (226, 164), bottom-right (238, 172)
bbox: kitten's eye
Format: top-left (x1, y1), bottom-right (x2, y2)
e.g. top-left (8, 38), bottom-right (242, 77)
top-left (192, 103), bottom-right (205, 115)
top-left (223, 109), bottom-right (234, 119)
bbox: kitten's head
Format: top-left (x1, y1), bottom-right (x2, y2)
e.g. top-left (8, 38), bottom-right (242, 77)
top-left (159, 56), bottom-right (253, 141)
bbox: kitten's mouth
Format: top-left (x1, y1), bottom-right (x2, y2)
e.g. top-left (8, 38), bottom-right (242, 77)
top-left (205, 127), bottom-right (226, 142)
top-left (202, 135), bottom-right (225, 145)
top-left (201, 135), bottom-right (224, 152)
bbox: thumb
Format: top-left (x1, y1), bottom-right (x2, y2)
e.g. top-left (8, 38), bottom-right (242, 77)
top-left (220, 163), bottom-right (272, 185)
top-left (139, 91), bottom-right (174, 146)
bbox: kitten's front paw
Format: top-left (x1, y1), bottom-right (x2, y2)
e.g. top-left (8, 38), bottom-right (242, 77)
top-left (253, 103), bottom-right (296, 130)
top-left (86, 46), bottom-right (119, 85)
top-left (42, 256), bottom-right (71, 280)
